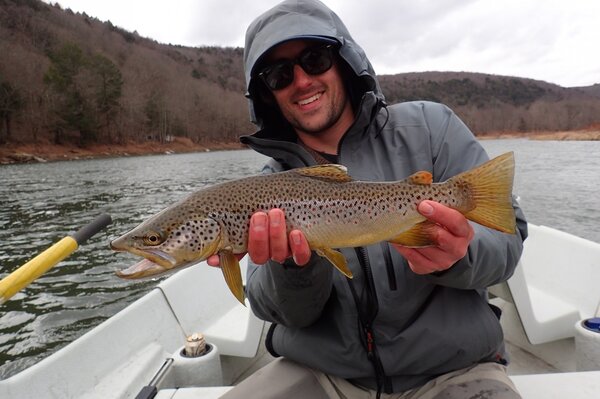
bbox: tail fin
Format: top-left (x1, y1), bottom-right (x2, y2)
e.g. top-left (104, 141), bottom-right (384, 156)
top-left (455, 152), bottom-right (517, 234)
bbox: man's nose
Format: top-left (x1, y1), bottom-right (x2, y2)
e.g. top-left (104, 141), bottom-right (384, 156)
top-left (291, 64), bottom-right (313, 88)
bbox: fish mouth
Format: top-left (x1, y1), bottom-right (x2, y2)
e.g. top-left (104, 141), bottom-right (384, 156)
top-left (116, 257), bottom-right (197, 279)
top-left (112, 245), bottom-right (179, 279)
top-left (116, 258), bottom-right (169, 279)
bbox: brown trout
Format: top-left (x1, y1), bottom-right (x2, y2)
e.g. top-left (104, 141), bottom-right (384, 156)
top-left (111, 152), bottom-right (516, 304)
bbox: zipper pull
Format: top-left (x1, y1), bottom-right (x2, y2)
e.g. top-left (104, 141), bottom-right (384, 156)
top-left (366, 329), bottom-right (374, 360)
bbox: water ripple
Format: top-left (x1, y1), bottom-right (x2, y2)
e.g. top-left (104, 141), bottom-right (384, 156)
top-left (0, 150), bottom-right (268, 378)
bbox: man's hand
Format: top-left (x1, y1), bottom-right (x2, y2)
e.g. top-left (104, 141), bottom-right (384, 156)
top-left (207, 208), bottom-right (312, 267)
top-left (392, 200), bottom-right (474, 274)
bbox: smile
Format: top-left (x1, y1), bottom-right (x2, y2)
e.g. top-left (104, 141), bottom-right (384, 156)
top-left (297, 92), bottom-right (322, 106)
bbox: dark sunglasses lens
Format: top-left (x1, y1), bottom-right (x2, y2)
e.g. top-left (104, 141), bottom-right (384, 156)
top-left (261, 45), bottom-right (334, 90)
top-left (300, 47), bottom-right (333, 75)
top-left (263, 62), bottom-right (294, 90)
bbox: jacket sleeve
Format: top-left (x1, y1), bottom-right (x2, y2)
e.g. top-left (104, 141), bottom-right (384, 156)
top-left (419, 102), bottom-right (528, 289)
top-left (245, 253), bottom-right (334, 327)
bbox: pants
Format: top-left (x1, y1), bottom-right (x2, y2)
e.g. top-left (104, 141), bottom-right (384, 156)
top-left (221, 358), bottom-right (521, 399)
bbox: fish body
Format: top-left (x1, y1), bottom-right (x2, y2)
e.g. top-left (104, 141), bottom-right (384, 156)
top-left (111, 152), bottom-right (516, 304)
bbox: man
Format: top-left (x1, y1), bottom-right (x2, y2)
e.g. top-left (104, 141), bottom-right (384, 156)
top-left (215, 0), bottom-right (528, 397)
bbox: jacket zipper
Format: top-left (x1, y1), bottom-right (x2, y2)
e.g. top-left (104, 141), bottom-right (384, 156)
top-left (347, 247), bottom-right (393, 396)
top-left (380, 242), bottom-right (397, 291)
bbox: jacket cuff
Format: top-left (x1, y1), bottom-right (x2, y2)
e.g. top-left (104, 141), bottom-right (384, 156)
top-left (265, 323), bottom-right (281, 357)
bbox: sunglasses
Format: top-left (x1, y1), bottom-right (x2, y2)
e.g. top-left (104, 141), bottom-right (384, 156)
top-left (258, 44), bottom-right (336, 91)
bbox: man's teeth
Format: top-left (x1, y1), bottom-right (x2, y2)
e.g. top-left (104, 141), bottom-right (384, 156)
top-left (298, 93), bottom-right (321, 105)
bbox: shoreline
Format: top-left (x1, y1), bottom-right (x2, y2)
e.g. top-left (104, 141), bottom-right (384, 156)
top-left (0, 137), bottom-right (245, 165)
top-left (1, 129), bottom-right (599, 165)
top-left (477, 129), bottom-right (600, 141)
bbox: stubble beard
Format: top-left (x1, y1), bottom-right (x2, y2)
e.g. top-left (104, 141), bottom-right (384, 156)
top-left (287, 95), bottom-right (350, 138)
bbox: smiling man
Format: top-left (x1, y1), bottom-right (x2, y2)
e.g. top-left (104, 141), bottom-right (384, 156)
top-left (258, 40), bottom-right (354, 154)
top-left (217, 0), bottom-right (528, 398)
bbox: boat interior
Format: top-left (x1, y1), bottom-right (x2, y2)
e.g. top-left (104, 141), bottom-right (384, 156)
top-left (1, 223), bottom-right (599, 398)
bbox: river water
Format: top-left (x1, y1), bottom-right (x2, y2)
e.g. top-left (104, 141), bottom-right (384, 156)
top-left (0, 140), bottom-right (599, 379)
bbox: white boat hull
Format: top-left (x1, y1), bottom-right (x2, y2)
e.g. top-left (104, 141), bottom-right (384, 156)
top-left (1, 223), bottom-right (599, 398)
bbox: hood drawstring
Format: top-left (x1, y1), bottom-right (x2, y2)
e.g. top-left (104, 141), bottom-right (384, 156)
top-left (375, 101), bottom-right (390, 138)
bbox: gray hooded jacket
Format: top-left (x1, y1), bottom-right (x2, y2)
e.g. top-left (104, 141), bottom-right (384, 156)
top-left (240, 0), bottom-right (528, 393)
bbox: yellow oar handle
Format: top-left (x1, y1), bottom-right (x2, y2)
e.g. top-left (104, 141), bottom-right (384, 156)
top-left (0, 214), bottom-right (112, 304)
top-left (0, 237), bottom-right (78, 304)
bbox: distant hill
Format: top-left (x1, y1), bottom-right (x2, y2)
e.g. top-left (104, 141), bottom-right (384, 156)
top-left (0, 0), bottom-right (250, 146)
top-left (575, 83), bottom-right (600, 99)
top-left (1, 0), bottom-right (599, 148)
top-left (378, 72), bottom-right (600, 133)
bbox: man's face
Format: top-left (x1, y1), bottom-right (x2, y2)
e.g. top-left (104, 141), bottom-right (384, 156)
top-left (262, 40), bottom-right (353, 139)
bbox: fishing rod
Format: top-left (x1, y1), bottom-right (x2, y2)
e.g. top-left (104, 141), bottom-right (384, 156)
top-left (0, 214), bottom-right (112, 304)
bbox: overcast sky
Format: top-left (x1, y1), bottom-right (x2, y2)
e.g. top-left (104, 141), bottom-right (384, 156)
top-left (48, 0), bottom-right (600, 88)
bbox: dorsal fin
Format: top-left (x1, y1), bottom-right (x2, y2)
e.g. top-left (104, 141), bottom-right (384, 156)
top-left (294, 164), bottom-right (353, 182)
top-left (407, 171), bottom-right (433, 185)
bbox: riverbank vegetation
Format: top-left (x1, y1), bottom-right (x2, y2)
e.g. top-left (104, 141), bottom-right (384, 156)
top-left (1, 0), bottom-right (600, 164)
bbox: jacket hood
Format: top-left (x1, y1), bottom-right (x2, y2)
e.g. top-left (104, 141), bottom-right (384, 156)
top-left (243, 0), bottom-right (384, 129)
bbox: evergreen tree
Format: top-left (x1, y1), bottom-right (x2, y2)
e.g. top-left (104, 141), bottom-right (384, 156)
top-left (0, 79), bottom-right (24, 144)
top-left (44, 43), bottom-right (123, 145)
top-left (90, 54), bottom-right (123, 142)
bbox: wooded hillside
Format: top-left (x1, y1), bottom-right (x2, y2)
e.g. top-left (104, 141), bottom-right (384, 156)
top-left (1, 0), bottom-right (599, 148)
top-left (378, 73), bottom-right (600, 133)
top-left (0, 0), bottom-right (250, 147)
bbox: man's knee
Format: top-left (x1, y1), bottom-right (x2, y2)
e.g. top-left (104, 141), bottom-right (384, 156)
top-left (221, 358), bottom-right (330, 399)
top-left (431, 378), bottom-right (521, 399)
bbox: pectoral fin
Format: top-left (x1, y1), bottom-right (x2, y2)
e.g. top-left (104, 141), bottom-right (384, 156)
top-left (388, 221), bottom-right (437, 247)
top-left (218, 250), bottom-right (245, 305)
top-left (315, 248), bottom-right (353, 278)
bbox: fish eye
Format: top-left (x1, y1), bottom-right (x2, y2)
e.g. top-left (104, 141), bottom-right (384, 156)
top-left (142, 231), bottom-right (163, 246)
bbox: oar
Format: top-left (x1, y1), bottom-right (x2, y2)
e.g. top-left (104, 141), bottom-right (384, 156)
top-left (0, 214), bottom-right (112, 304)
